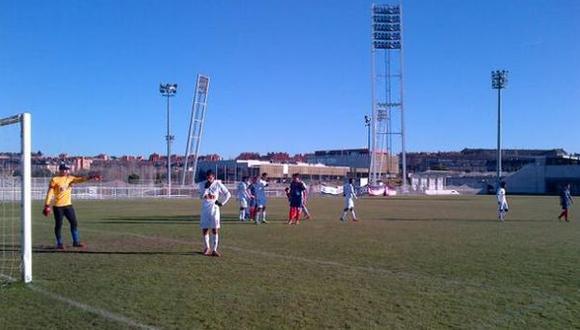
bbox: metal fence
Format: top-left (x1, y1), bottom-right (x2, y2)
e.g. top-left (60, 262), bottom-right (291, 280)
top-left (0, 178), bottom-right (308, 201)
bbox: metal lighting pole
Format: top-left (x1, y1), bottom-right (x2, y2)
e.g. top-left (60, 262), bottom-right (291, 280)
top-left (160, 83), bottom-right (177, 195)
top-left (365, 115), bottom-right (371, 178)
top-left (491, 70), bottom-right (508, 187)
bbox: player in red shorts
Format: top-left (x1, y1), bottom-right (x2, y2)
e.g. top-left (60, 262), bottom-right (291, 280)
top-left (287, 173), bottom-right (307, 224)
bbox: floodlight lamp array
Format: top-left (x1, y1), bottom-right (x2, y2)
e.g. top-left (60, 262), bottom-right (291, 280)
top-left (373, 5), bottom-right (400, 15)
top-left (160, 83), bottom-right (178, 96)
top-left (373, 24), bottom-right (400, 32)
top-left (491, 70), bottom-right (508, 89)
top-left (372, 4), bottom-right (401, 50)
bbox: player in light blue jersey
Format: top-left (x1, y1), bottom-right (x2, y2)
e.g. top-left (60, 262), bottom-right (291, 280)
top-left (254, 172), bottom-right (269, 224)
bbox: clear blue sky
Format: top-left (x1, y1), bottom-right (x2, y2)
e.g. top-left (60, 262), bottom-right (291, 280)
top-left (1, 0), bottom-right (579, 158)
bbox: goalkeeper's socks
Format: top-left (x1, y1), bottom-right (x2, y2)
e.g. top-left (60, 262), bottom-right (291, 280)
top-left (203, 234), bottom-right (210, 250)
top-left (71, 229), bottom-right (80, 244)
top-left (212, 234), bottom-right (219, 251)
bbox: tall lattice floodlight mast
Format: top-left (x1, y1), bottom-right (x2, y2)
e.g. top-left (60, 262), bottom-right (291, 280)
top-left (370, 2), bottom-right (407, 190)
top-left (0, 113), bottom-right (32, 283)
top-left (182, 74), bottom-right (210, 185)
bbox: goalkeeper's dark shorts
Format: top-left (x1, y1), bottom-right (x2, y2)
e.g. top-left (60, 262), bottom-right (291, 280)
top-left (53, 205), bottom-right (78, 231)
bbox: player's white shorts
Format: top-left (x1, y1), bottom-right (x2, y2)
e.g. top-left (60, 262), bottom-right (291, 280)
top-left (344, 198), bottom-right (355, 209)
top-left (256, 197), bottom-right (267, 208)
top-left (498, 202), bottom-right (508, 212)
top-left (200, 205), bottom-right (220, 229)
top-left (238, 198), bottom-right (248, 209)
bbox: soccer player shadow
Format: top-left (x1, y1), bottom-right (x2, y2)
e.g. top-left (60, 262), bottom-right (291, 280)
top-left (0, 243), bottom-right (20, 252)
top-left (377, 217), bottom-right (553, 223)
top-left (99, 215), bottom-right (195, 225)
top-left (30, 244), bottom-right (201, 256)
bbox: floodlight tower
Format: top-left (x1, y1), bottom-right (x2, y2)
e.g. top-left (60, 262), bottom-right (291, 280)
top-left (182, 74), bottom-right (210, 185)
top-left (364, 115), bottom-right (372, 174)
top-left (491, 70), bottom-right (508, 186)
top-left (160, 83), bottom-right (177, 194)
top-left (370, 2), bottom-right (407, 191)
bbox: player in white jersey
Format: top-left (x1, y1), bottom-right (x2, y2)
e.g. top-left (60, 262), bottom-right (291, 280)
top-left (198, 170), bottom-right (231, 256)
top-left (496, 181), bottom-right (508, 222)
top-left (236, 176), bottom-right (251, 221)
top-left (254, 172), bottom-right (269, 224)
top-left (340, 178), bottom-right (358, 222)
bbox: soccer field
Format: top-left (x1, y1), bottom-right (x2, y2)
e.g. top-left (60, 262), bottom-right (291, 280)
top-left (1, 195), bottom-right (579, 329)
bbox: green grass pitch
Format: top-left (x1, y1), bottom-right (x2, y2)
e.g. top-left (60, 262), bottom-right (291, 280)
top-left (1, 195), bottom-right (579, 329)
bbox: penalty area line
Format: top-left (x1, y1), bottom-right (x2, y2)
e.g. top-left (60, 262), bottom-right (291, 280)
top-left (80, 227), bottom-right (535, 293)
top-left (27, 285), bottom-right (159, 330)
top-left (81, 228), bottom-right (429, 282)
top-left (1, 272), bottom-right (158, 330)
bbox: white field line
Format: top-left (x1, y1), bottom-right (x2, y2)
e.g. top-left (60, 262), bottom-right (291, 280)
top-left (27, 285), bottom-right (159, 330)
top-left (79, 226), bottom-right (574, 303)
top-left (29, 223), bottom-right (570, 327)
top-left (1, 272), bottom-right (158, 330)
top-left (79, 227), bottom-right (470, 287)
top-left (34, 223), bottom-right (552, 295)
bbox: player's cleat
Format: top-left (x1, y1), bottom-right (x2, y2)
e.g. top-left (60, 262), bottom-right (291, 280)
top-left (352, 218), bottom-right (359, 222)
top-left (211, 250), bottom-right (222, 257)
top-left (203, 248), bottom-right (212, 256)
top-left (262, 219), bottom-right (268, 224)
top-left (56, 244), bottom-right (65, 250)
top-left (72, 242), bottom-right (85, 248)
top-left (340, 217), bottom-right (347, 223)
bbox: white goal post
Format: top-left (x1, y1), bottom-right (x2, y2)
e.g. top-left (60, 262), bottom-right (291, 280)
top-left (0, 113), bottom-right (32, 283)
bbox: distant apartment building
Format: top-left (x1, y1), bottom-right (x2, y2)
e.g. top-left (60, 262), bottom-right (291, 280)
top-left (70, 157), bottom-right (93, 172)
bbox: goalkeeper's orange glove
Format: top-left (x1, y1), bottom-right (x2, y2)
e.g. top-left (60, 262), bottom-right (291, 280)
top-left (42, 205), bottom-right (51, 217)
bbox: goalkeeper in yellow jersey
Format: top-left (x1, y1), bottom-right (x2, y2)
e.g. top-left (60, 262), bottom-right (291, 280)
top-left (43, 163), bottom-right (100, 249)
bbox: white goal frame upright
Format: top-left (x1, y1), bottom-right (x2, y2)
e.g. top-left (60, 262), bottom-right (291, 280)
top-left (0, 113), bottom-right (32, 283)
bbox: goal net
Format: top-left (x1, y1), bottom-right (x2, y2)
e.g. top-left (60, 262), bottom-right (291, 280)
top-left (0, 113), bottom-right (32, 283)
